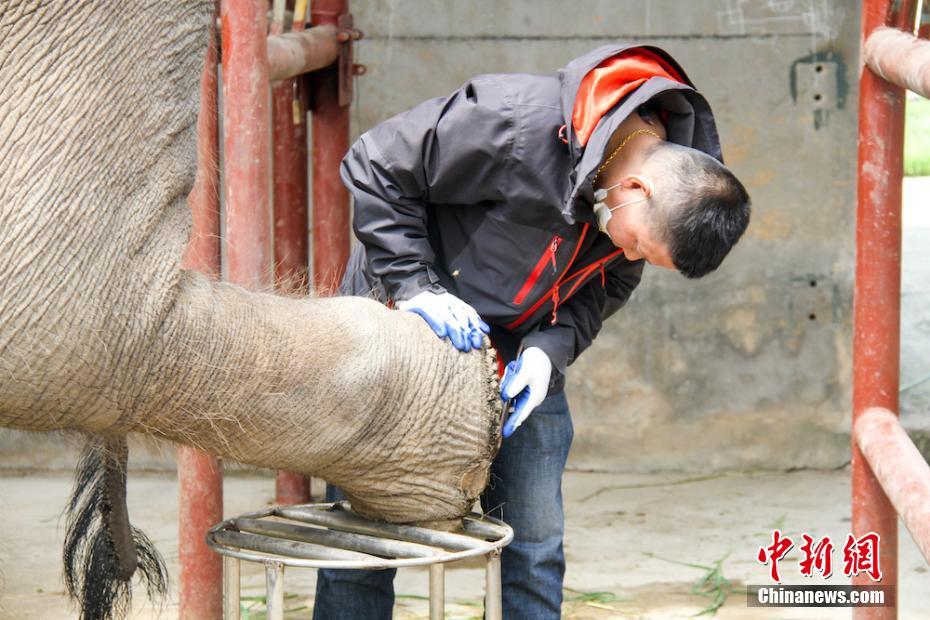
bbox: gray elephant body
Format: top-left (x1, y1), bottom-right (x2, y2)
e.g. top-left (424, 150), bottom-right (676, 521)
top-left (1, 3), bottom-right (500, 614)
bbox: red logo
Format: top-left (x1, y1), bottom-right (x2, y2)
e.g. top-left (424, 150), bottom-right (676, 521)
top-left (843, 533), bottom-right (883, 582)
top-left (757, 530), bottom-right (882, 582)
top-left (757, 529), bottom-right (794, 582)
top-left (799, 534), bottom-right (834, 578)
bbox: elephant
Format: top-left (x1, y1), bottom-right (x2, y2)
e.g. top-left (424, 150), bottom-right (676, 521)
top-left (1, 1), bottom-right (501, 618)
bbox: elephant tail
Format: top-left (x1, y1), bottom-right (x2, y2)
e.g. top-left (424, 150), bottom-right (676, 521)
top-left (63, 435), bottom-right (168, 620)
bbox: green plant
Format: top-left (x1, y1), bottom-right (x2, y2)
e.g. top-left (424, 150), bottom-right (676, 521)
top-left (905, 96), bottom-right (930, 177)
top-left (644, 551), bottom-right (733, 617)
top-left (563, 587), bottom-right (636, 615)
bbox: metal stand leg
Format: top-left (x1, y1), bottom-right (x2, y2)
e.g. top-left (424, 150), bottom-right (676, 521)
top-left (223, 556), bottom-right (240, 620)
top-left (265, 562), bottom-right (285, 620)
top-left (429, 563), bottom-right (445, 620)
top-left (485, 549), bottom-right (502, 620)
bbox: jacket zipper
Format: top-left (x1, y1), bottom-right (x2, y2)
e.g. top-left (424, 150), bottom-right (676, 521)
top-left (560, 249), bottom-right (625, 301)
top-left (512, 235), bottom-right (563, 305)
top-left (549, 236), bottom-right (562, 272)
top-left (505, 225), bottom-right (590, 330)
top-left (505, 244), bottom-right (624, 331)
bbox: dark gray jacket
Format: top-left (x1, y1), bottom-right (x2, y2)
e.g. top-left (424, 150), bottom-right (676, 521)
top-left (341, 45), bottom-right (723, 391)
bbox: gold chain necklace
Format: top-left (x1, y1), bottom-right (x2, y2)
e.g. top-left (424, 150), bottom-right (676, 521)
top-left (592, 128), bottom-right (661, 186)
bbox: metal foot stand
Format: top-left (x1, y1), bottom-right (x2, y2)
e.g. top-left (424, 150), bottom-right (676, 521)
top-left (207, 501), bottom-right (513, 620)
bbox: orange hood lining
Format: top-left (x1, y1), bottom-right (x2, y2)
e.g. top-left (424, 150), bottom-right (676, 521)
top-left (571, 48), bottom-right (686, 147)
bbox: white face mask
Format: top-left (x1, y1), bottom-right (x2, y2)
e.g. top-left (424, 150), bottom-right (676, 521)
top-left (592, 181), bottom-right (649, 235)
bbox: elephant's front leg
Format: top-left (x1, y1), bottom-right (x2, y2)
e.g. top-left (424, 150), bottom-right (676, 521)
top-left (131, 271), bottom-right (502, 523)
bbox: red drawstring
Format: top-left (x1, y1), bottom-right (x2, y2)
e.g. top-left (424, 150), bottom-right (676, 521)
top-left (600, 263), bottom-right (606, 287)
top-left (551, 287), bottom-right (560, 325)
top-left (557, 124), bottom-right (568, 144)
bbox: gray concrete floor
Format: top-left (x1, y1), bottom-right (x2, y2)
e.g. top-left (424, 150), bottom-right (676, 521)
top-left (1, 468), bottom-right (928, 619)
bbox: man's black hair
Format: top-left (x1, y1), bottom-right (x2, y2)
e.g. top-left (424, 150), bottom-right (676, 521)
top-left (644, 143), bottom-right (751, 279)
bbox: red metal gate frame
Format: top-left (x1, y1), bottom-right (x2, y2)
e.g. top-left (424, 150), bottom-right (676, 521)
top-left (310, 0), bottom-right (353, 296)
top-left (271, 0), bottom-right (312, 506)
top-left (853, 1), bottom-right (930, 618)
top-left (179, 13), bottom-right (224, 619)
top-left (180, 0), bottom-right (357, 616)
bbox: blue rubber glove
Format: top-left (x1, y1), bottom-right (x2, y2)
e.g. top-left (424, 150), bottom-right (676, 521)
top-left (500, 347), bottom-right (552, 438)
top-left (397, 290), bottom-right (490, 353)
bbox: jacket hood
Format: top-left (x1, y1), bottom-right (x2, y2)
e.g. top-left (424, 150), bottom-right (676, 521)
top-left (557, 44), bottom-right (724, 224)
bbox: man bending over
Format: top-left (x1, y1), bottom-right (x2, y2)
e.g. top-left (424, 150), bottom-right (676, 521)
top-left (317, 44), bottom-right (751, 620)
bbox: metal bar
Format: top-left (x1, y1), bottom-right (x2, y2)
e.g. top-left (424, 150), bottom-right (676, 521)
top-left (208, 505), bottom-right (513, 570)
top-left (221, 0), bottom-right (272, 292)
top-left (179, 9), bottom-right (223, 619)
top-left (271, 0), bottom-right (312, 506)
top-left (234, 517), bottom-right (440, 558)
top-left (223, 0), bottom-right (304, 528)
top-left (854, 1), bottom-right (907, 617)
top-left (277, 504), bottom-right (487, 551)
top-left (178, 450), bottom-right (224, 620)
top-left (310, 0), bottom-right (352, 296)
top-left (271, 0), bottom-right (313, 506)
top-left (485, 549), bottom-right (503, 620)
top-left (210, 537), bottom-right (500, 570)
top-left (429, 563), bottom-right (445, 620)
top-left (213, 528), bottom-right (375, 561)
top-left (267, 26), bottom-right (340, 82)
top-left (223, 0), bottom-right (289, 513)
top-left (265, 562), bottom-right (285, 620)
top-left (223, 555), bottom-right (240, 620)
top-left (863, 26), bottom-right (930, 98)
top-left (182, 14), bottom-right (222, 282)
top-left (462, 517), bottom-right (513, 541)
top-left (855, 408), bottom-right (930, 564)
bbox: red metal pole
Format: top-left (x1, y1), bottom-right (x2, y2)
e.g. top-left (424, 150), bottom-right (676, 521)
top-left (272, 1), bottom-right (312, 506)
top-left (855, 408), bottom-right (930, 564)
top-left (854, 0), bottom-right (906, 616)
top-left (310, 0), bottom-right (351, 296)
top-left (178, 14), bottom-right (224, 620)
top-left (222, 0), bottom-right (273, 292)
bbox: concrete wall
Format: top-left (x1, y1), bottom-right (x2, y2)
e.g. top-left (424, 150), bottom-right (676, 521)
top-left (347, 0), bottom-right (860, 471)
top-left (0, 1), bottom-right (863, 474)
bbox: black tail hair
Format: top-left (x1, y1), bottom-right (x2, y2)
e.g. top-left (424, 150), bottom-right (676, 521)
top-left (63, 436), bottom-right (168, 620)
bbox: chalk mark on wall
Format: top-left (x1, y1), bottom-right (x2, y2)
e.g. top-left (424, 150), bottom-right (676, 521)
top-left (717, 0), bottom-right (845, 45)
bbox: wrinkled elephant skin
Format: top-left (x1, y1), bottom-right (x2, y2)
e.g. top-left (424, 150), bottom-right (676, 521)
top-left (0, 1), bottom-right (502, 524)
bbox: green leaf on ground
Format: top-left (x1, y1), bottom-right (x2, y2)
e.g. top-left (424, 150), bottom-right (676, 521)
top-left (644, 551), bottom-right (733, 617)
top-left (563, 586), bottom-right (631, 604)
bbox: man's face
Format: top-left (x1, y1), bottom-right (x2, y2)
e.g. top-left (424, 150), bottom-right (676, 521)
top-left (602, 185), bottom-right (675, 269)
top-left (594, 103), bottom-right (675, 269)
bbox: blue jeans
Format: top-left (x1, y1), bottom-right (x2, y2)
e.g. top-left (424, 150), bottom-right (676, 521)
top-left (313, 391), bottom-right (574, 620)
